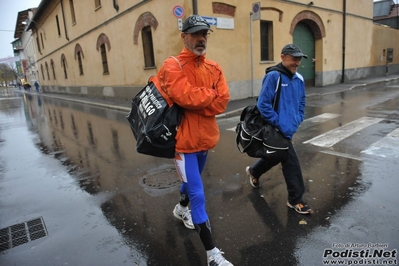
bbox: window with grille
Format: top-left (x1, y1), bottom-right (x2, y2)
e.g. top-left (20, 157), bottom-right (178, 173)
top-left (40, 64), bottom-right (45, 80)
top-left (56, 15), bottom-right (61, 37)
top-left (260, 20), bottom-right (274, 61)
top-left (100, 44), bottom-right (109, 74)
top-left (36, 37), bottom-right (41, 54)
top-left (45, 62), bottom-right (50, 80)
top-left (51, 60), bottom-right (56, 80)
top-left (70, 0), bottom-right (76, 24)
top-left (95, 0), bottom-right (101, 9)
top-left (40, 33), bottom-right (44, 50)
top-left (77, 51), bottom-right (84, 75)
top-left (142, 26), bottom-right (155, 68)
top-left (62, 58), bottom-right (68, 79)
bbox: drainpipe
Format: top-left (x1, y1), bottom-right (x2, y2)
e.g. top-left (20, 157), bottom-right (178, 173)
top-left (60, 0), bottom-right (69, 41)
top-left (341, 0), bottom-right (346, 83)
top-left (192, 0), bottom-right (198, 15)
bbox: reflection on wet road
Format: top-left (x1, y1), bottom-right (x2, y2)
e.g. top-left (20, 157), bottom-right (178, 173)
top-left (1, 86), bottom-right (399, 265)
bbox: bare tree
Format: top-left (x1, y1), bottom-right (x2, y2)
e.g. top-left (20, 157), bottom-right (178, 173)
top-left (0, 63), bottom-right (18, 86)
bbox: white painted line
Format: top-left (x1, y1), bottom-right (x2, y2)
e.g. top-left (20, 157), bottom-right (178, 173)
top-left (228, 113), bottom-right (340, 132)
top-left (320, 150), bottom-right (362, 161)
top-left (361, 127), bottom-right (399, 158)
top-left (300, 113), bottom-right (341, 129)
top-left (303, 117), bottom-right (383, 147)
top-left (305, 113), bottom-right (340, 123)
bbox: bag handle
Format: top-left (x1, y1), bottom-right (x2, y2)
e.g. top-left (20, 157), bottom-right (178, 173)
top-left (235, 122), bottom-right (250, 153)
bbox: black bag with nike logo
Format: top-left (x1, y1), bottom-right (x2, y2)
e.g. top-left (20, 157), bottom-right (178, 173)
top-left (235, 73), bottom-right (289, 160)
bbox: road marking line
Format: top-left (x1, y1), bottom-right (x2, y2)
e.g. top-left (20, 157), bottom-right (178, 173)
top-left (305, 113), bottom-right (340, 123)
top-left (303, 117), bottom-right (383, 147)
top-left (299, 113), bottom-right (340, 129)
top-left (320, 150), bottom-right (362, 161)
top-left (227, 113), bottom-right (340, 132)
top-left (361, 127), bottom-right (399, 158)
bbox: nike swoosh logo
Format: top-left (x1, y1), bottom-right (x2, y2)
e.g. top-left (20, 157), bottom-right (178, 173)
top-left (266, 150), bottom-right (276, 154)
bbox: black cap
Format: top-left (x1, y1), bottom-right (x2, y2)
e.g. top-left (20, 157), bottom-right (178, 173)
top-left (281, 44), bottom-right (308, 58)
top-left (182, 15), bottom-right (213, 33)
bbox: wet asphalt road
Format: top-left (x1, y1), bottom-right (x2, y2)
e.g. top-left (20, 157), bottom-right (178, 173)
top-left (0, 86), bottom-right (399, 266)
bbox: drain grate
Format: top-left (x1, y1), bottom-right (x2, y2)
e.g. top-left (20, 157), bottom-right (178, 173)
top-left (0, 217), bottom-right (48, 252)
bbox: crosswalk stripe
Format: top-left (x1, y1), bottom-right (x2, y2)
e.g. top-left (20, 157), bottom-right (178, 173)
top-left (226, 113), bottom-right (340, 132)
top-left (321, 150), bottom-right (362, 161)
top-left (303, 117), bottom-right (383, 147)
top-left (226, 111), bottom-right (398, 159)
top-left (361, 127), bottom-right (399, 158)
top-left (299, 113), bottom-right (341, 129)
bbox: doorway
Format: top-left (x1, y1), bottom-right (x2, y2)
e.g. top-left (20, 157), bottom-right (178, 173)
top-left (293, 22), bottom-right (315, 87)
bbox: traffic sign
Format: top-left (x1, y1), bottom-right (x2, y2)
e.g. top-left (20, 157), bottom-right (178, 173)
top-left (202, 16), bottom-right (217, 26)
top-left (177, 18), bottom-right (183, 30)
top-left (252, 2), bottom-right (261, 21)
top-left (173, 5), bottom-right (185, 18)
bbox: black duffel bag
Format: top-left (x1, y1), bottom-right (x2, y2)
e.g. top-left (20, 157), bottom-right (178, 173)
top-left (235, 72), bottom-right (289, 160)
top-left (235, 104), bottom-right (288, 160)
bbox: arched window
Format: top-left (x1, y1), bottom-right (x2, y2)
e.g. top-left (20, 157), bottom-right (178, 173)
top-left (45, 61), bottom-right (50, 80)
top-left (141, 26), bottom-right (155, 68)
top-left (100, 44), bottom-right (108, 74)
top-left (134, 12), bottom-right (158, 68)
top-left (50, 59), bottom-right (56, 80)
top-left (74, 43), bottom-right (84, 75)
top-left (61, 54), bottom-right (68, 79)
top-left (40, 64), bottom-right (45, 80)
top-left (77, 52), bottom-right (84, 75)
top-left (96, 33), bottom-right (111, 74)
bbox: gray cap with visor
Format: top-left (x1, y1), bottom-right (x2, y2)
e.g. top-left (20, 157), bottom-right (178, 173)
top-left (182, 15), bottom-right (213, 33)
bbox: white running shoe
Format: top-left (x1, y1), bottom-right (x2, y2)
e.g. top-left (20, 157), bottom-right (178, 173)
top-left (173, 204), bottom-right (195, 230)
top-left (207, 248), bottom-right (234, 266)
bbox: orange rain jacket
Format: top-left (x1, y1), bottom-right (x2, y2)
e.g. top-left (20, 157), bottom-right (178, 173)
top-left (152, 47), bottom-right (230, 153)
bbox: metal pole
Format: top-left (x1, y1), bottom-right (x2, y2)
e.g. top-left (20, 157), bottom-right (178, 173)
top-left (193, 0), bottom-right (198, 15)
top-left (341, 0), bottom-right (346, 83)
top-left (250, 12), bottom-right (254, 98)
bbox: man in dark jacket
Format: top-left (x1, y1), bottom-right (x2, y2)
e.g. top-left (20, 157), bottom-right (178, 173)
top-left (246, 43), bottom-right (313, 215)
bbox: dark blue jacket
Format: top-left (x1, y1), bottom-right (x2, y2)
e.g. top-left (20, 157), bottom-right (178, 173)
top-left (257, 63), bottom-right (306, 139)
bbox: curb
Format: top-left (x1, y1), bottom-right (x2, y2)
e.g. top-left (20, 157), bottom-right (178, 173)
top-left (17, 76), bottom-right (399, 120)
top-left (218, 76), bottom-right (399, 119)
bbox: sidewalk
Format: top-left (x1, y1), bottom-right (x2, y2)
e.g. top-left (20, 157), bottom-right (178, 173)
top-left (220, 73), bottom-right (399, 118)
top-left (26, 74), bottom-right (399, 118)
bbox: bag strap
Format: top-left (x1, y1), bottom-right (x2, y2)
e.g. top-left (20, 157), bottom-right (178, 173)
top-left (272, 72), bottom-right (282, 112)
top-left (170, 56), bottom-right (183, 70)
top-left (167, 56), bottom-right (183, 110)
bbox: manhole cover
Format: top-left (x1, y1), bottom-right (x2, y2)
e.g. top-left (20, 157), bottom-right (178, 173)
top-left (142, 169), bottom-right (181, 189)
top-left (0, 217), bottom-right (48, 252)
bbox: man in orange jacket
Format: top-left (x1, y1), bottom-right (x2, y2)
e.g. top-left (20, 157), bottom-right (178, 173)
top-left (155, 15), bottom-right (233, 266)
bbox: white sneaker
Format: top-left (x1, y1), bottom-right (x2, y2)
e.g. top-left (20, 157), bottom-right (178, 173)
top-left (207, 248), bottom-right (234, 266)
top-left (173, 204), bottom-right (195, 230)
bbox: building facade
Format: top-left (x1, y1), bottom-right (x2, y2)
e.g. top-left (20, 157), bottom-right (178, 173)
top-left (374, 0), bottom-right (399, 29)
top-left (26, 0), bottom-right (399, 101)
top-left (13, 8), bottom-right (38, 86)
